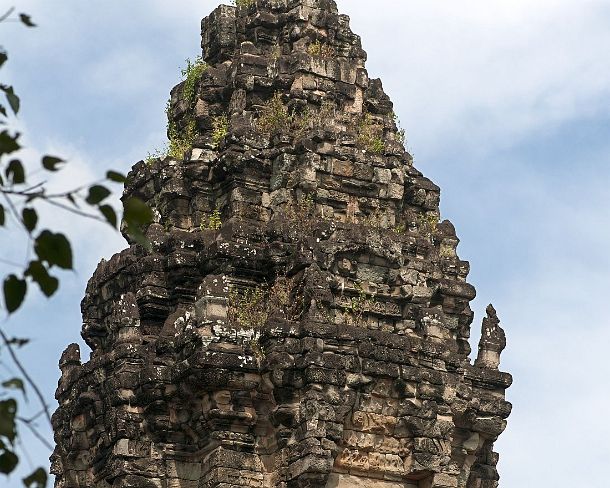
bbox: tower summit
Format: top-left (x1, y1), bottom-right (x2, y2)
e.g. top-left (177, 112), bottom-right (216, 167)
top-left (51, 1), bottom-right (512, 487)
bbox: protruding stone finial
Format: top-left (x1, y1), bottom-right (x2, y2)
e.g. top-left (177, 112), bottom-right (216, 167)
top-left (475, 304), bottom-right (507, 369)
top-left (59, 343), bottom-right (81, 374)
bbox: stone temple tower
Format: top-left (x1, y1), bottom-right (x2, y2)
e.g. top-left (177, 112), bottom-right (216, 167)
top-left (51, 1), bottom-right (512, 487)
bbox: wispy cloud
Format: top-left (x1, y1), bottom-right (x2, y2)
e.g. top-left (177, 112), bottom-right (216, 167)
top-left (337, 0), bottom-right (610, 157)
top-left (2, 1), bottom-right (609, 487)
top-left (82, 47), bottom-right (162, 100)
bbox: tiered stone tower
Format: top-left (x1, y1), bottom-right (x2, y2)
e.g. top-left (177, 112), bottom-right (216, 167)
top-left (51, 1), bottom-right (512, 487)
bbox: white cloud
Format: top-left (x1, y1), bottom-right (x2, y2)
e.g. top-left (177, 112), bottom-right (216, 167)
top-left (1, 127), bottom-right (127, 288)
top-left (82, 47), bottom-right (162, 100)
top-left (337, 0), bottom-right (610, 156)
top-left (20, 0), bottom-right (610, 159)
top-left (0, 133), bottom-right (127, 488)
top-left (459, 141), bottom-right (610, 485)
top-left (3, 1), bottom-right (610, 487)
top-left (496, 261), bottom-right (610, 485)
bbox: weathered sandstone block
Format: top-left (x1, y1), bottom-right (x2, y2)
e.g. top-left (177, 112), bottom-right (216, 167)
top-left (52, 1), bottom-right (511, 487)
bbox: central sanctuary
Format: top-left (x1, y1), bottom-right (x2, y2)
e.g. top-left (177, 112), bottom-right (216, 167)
top-left (51, 1), bottom-right (512, 487)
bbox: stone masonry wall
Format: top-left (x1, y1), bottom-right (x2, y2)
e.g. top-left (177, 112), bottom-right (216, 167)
top-left (51, 1), bottom-right (512, 487)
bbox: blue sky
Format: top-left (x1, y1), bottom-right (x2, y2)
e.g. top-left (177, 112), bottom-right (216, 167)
top-left (2, 0), bottom-right (610, 486)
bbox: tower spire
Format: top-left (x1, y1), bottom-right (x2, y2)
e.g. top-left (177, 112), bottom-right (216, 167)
top-left (51, 3), bottom-right (512, 488)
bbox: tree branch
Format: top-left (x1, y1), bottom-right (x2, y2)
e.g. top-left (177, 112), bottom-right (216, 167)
top-left (0, 7), bottom-right (15, 23)
top-left (0, 257), bottom-right (23, 268)
top-left (0, 328), bottom-right (52, 427)
top-left (1, 177), bottom-right (107, 200)
top-left (43, 197), bottom-right (105, 222)
top-left (1, 192), bottom-right (31, 236)
top-left (17, 415), bottom-right (54, 450)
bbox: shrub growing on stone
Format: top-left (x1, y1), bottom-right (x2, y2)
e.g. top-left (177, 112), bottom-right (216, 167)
top-left (145, 57), bottom-right (207, 162)
top-left (200, 209), bottom-right (222, 231)
top-left (211, 114), bottom-right (229, 148)
top-left (232, 0), bottom-right (255, 8)
top-left (256, 93), bottom-right (292, 135)
top-left (181, 56), bottom-right (206, 107)
top-left (356, 113), bottom-right (385, 154)
top-left (416, 213), bottom-right (440, 240)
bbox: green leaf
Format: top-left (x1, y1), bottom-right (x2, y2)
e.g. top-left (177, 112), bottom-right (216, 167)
top-left (0, 104), bottom-right (6, 117)
top-left (123, 197), bottom-right (153, 249)
top-left (0, 204), bottom-right (4, 226)
top-left (85, 184), bottom-right (111, 205)
top-left (1, 86), bottom-right (20, 115)
top-left (106, 170), bottom-right (127, 183)
top-left (0, 450), bottom-right (18, 475)
top-left (99, 204), bottom-right (117, 228)
top-left (0, 131), bottom-right (20, 157)
top-left (34, 231), bottom-right (73, 270)
top-left (22, 208), bottom-right (38, 232)
top-left (6, 159), bottom-right (25, 184)
top-left (25, 260), bottom-right (58, 297)
top-left (0, 399), bottom-right (17, 443)
top-left (19, 14), bottom-right (36, 27)
top-left (3, 275), bottom-right (26, 314)
top-left (6, 92), bottom-right (19, 116)
top-left (126, 226), bottom-right (151, 249)
top-left (6, 337), bottom-right (29, 348)
top-left (123, 197), bottom-right (153, 227)
top-left (41, 155), bottom-right (64, 171)
top-left (1, 378), bottom-right (24, 396)
top-left (23, 468), bottom-right (47, 488)
top-left (0, 51), bottom-right (7, 68)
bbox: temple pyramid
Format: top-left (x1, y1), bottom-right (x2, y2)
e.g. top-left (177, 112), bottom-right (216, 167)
top-left (51, 1), bottom-right (512, 487)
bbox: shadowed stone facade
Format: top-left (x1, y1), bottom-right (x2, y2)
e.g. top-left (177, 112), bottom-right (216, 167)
top-left (51, 1), bottom-right (512, 487)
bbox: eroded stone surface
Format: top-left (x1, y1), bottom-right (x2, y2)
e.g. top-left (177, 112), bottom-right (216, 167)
top-left (51, 1), bottom-right (512, 487)
top-left (326, 474), bottom-right (419, 487)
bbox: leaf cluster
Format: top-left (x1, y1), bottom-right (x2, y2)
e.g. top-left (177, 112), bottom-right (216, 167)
top-left (180, 56), bottom-right (206, 108)
top-left (256, 93), bottom-right (292, 135)
top-left (0, 8), bottom-right (153, 486)
top-left (343, 282), bottom-right (375, 327)
top-left (167, 117), bottom-right (197, 160)
top-left (283, 193), bottom-right (319, 238)
top-left (416, 213), bottom-right (440, 240)
top-left (228, 286), bottom-right (269, 330)
top-left (0, 149), bottom-right (133, 312)
top-left (393, 223), bottom-right (406, 234)
top-left (1, 20), bottom-right (146, 313)
top-left (292, 99), bottom-right (336, 139)
top-left (227, 276), bottom-right (300, 330)
top-left (391, 111), bottom-right (407, 147)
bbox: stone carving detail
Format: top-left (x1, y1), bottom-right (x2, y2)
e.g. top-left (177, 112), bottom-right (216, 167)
top-left (475, 305), bottom-right (506, 370)
top-left (51, 1), bottom-right (512, 487)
